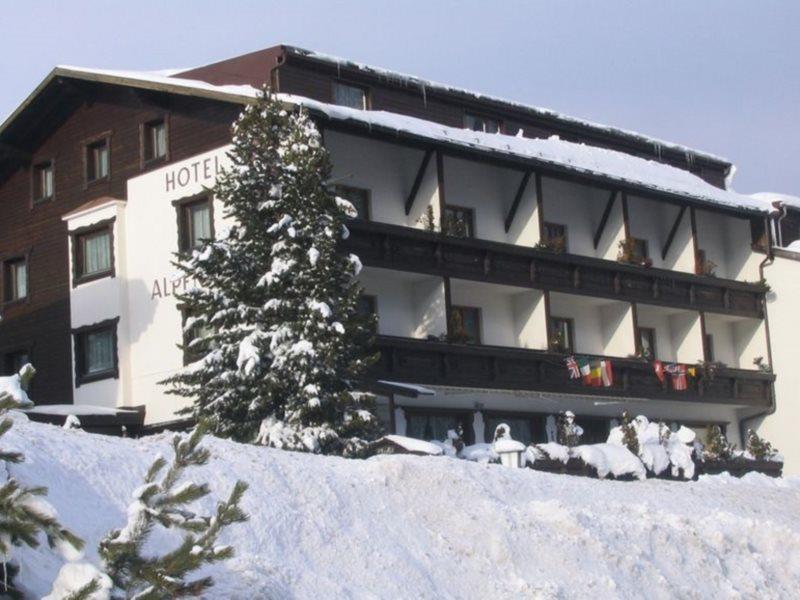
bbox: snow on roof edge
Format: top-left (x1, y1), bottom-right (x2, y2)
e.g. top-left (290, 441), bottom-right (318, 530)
top-left (283, 45), bottom-right (731, 166)
top-left (3, 66), bottom-right (765, 215)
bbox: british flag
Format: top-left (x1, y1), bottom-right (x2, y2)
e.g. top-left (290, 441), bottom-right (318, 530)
top-left (565, 356), bottom-right (581, 379)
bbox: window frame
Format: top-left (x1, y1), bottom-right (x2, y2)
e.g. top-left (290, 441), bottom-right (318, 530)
top-left (542, 221), bottom-right (568, 252)
top-left (464, 112), bottom-right (503, 134)
top-left (179, 307), bottom-right (215, 366)
top-left (173, 194), bottom-right (215, 254)
top-left (450, 304), bottom-right (482, 344)
top-left (331, 80), bottom-right (370, 110)
top-left (443, 204), bottom-right (476, 239)
top-left (2, 348), bottom-right (32, 378)
top-left (83, 132), bottom-right (112, 186)
top-left (335, 184), bottom-right (372, 221)
top-left (31, 159), bottom-right (55, 204)
top-left (638, 326), bottom-right (657, 359)
top-left (2, 255), bottom-right (29, 305)
top-left (140, 116), bottom-right (170, 168)
top-left (71, 219), bottom-right (116, 287)
top-left (403, 407), bottom-right (474, 445)
top-left (72, 317), bottom-right (120, 386)
top-left (549, 316), bottom-right (575, 354)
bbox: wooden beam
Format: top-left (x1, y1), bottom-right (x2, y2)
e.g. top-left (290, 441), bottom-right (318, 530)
top-left (631, 302), bottom-right (641, 356)
top-left (593, 190), bottom-right (617, 249)
top-left (661, 206), bottom-right (687, 260)
top-left (436, 150), bottom-right (446, 226)
top-left (621, 191), bottom-right (631, 239)
top-left (443, 276), bottom-right (453, 338)
top-left (689, 207), bottom-right (700, 273)
top-left (404, 149), bottom-right (433, 215)
top-left (535, 173), bottom-right (545, 238)
top-left (504, 171), bottom-right (532, 233)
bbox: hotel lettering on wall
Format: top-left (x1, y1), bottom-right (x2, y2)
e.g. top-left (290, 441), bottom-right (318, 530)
top-left (165, 155), bottom-right (224, 192)
top-left (151, 275), bottom-right (196, 300)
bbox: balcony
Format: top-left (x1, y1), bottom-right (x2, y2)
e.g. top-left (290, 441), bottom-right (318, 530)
top-left (369, 335), bottom-right (774, 408)
top-left (344, 221), bottom-right (767, 319)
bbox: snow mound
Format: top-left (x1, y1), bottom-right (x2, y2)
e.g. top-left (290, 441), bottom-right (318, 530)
top-left (11, 419), bottom-right (800, 598)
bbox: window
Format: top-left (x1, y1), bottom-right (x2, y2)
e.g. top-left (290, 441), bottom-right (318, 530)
top-left (86, 138), bottom-right (110, 182)
top-left (73, 319), bottom-right (119, 385)
top-left (2, 350), bottom-right (30, 377)
top-left (450, 305), bottom-right (481, 344)
top-left (356, 294), bottom-right (377, 318)
top-left (705, 333), bottom-right (715, 362)
top-left (549, 316), bottom-right (574, 353)
top-left (750, 218), bottom-right (768, 251)
top-left (542, 222), bottom-right (568, 252)
top-left (142, 119), bottom-right (168, 163)
top-left (443, 205), bottom-right (475, 238)
top-left (177, 197), bottom-right (213, 252)
top-left (638, 327), bottom-right (657, 359)
top-left (464, 113), bottom-right (501, 134)
top-left (73, 222), bottom-right (114, 284)
top-left (336, 185), bottom-right (371, 220)
top-left (332, 82), bottom-right (368, 109)
top-left (181, 309), bottom-right (215, 365)
top-left (631, 237), bottom-right (649, 260)
top-left (32, 161), bottom-right (54, 202)
top-left (3, 258), bottom-right (28, 303)
top-left (405, 410), bottom-right (473, 444)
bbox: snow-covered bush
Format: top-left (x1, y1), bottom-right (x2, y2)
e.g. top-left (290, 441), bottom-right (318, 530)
top-left (0, 365), bottom-right (85, 599)
top-left (163, 88), bottom-right (380, 454)
top-left (703, 425), bottom-right (734, 461)
top-left (607, 416), bottom-right (695, 479)
top-left (90, 423), bottom-right (248, 599)
top-left (556, 411), bottom-right (583, 447)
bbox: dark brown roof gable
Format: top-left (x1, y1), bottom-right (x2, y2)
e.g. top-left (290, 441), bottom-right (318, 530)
top-left (175, 45), bottom-right (285, 88)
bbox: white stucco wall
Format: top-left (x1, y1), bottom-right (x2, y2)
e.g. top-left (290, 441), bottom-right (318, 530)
top-left (627, 195), bottom-right (694, 273)
top-left (694, 210), bottom-right (761, 281)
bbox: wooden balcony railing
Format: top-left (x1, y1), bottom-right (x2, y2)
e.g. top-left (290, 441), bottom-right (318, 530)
top-left (369, 336), bottom-right (774, 408)
top-left (344, 221), bottom-right (767, 319)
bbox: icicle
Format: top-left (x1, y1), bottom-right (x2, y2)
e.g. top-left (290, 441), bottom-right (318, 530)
top-left (421, 83), bottom-right (427, 107)
top-left (336, 60), bottom-right (341, 78)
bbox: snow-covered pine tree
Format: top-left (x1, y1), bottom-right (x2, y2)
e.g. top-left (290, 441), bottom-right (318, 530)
top-left (0, 366), bottom-right (84, 599)
top-left (703, 425), bottom-right (733, 460)
top-left (745, 429), bottom-right (777, 461)
top-left (98, 422), bottom-right (248, 599)
top-left (162, 88), bottom-right (381, 453)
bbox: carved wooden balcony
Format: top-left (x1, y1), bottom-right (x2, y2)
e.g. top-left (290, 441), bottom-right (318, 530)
top-left (369, 336), bottom-right (774, 408)
top-left (344, 221), bottom-right (767, 319)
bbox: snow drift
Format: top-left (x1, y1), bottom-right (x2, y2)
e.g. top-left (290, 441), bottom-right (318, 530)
top-left (9, 417), bottom-right (800, 599)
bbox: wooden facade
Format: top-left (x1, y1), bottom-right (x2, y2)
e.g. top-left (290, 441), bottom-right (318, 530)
top-left (0, 82), bottom-right (238, 403)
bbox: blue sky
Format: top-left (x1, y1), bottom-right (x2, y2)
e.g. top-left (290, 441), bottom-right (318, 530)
top-left (1, 0), bottom-right (797, 194)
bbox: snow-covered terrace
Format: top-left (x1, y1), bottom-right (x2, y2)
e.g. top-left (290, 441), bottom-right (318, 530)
top-left (1, 66), bottom-right (767, 216)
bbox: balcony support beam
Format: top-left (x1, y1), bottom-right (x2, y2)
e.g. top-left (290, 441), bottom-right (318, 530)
top-left (593, 190), bottom-right (618, 249)
top-left (661, 206), bottom-right (687, 260)
top-left (404, 149), bottom-right (433, 216)
top-left (504, 170), bottom-right (532, 233)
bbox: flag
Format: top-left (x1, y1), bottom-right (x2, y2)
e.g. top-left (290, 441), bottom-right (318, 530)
top-left (653, 360), bottom-right (665, 384)
top-left (565, 356), bottom-right (580, 379)
top-left (665, 363), bottom-right (687, 391)
top-left (579, 358), bottom-right (592, 385)
top-left (687, 367), bottom-right (697, 378)
top-left (589, 361), bottom-right (603, 387)
top-left (600, 360), bottom-right (614, 387)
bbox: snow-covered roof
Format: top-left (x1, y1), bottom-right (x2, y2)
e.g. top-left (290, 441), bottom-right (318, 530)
top-left (1, 66), bottom-right (765, 215)
top-left (382, 435), bottom-right (443, 456)
top-left (750, 192), bottom-right (800, 211)
top-left (283, 46), bottom-right (730, 166)
top-left (24, 404), bottom-right (140, 417)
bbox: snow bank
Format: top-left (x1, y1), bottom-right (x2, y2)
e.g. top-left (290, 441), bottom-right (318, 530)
top-left (11, 419), bottom-right (800, 598)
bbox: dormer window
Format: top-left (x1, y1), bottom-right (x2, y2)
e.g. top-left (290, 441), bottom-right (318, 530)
top-left (464, 113), bottom-right (501, 134)
top-left (333, 82), bottom-right (368, 110)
